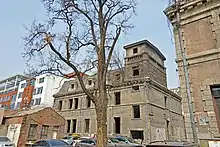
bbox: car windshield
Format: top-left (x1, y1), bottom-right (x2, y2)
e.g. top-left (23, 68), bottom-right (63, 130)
top-left (127, 137), bottom-right (138, 144)
top-left (50, 140), bottom-right (68, 146)
top-left (0, 137), bottom-right (10, 142)
top-left (116, 137), bottom-right (127, 142)
top-left (62, 136), bottom-right (72, 140)
top-left (109, 137), bottom-right (119, 143)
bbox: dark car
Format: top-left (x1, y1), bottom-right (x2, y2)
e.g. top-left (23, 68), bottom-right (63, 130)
top-left (32, 139), bottom-right (72, 147)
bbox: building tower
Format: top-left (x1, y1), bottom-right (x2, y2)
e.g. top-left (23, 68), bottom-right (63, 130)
top-left (165, 0), bottom-right (220, 143)
top-left (124, 40), bottom-right (167, 87)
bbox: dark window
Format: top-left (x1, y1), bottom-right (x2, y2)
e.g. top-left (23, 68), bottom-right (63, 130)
top-left (116, 74), bottom-right (120, 81)
top-left (114, 117), bottom-right (120, 134)
top-left (133, 69), bottom-right (139, 76)
top-left (88, 80), bottom-right (92, 85)
top-left (165, 96), bottom-right (167, 107)
top-left (211, 87), bottom-right (220, 121)
top-left (85, 119), bottom-right (90, 133)
top-left (18, 92), bottom-right (23, 98)
top-left (132, 66), bottom-right (139, 76)
top-left (67, 120), bottom-right (71, 133)
top-left (133, 105), bottom-right (140, 118)
top-left (72, 119), bottom-right (77, 133)
top-left (74, 98), bottom-right (79, 109)
top-left (130, 130), bottom-right (144, 140)
top-left (71, 84), bottom-right (75, 89)
top-left (132, 86), bottom-right (139, 91)
top-left (58, 101), bottom-right (63, 111)
top-left (69, 99), bottom-right (73, 109)
top-left (86, 97), bottom-right (91, 108)
top-left (21, 83), bottom-right (26, 88)
top-left (37, 87), bottom-right (43, 94)
top-left (32, 89), bottom-right (36, 95)
top-left (40, 125), bottom-right (49, 139)
top-left (166, 120), bottom-right (170, 140)
top-left (30, 99), bottom-right (34, 106)
top-left (35, 98), bottom-right (41, 105)
top-left (133, 48), bottom-right (138, 54)
top-left (28, 124), bottom-right (38, 139)
top-left (115, 92), bottom-right (121, 105)
top-left (39, 77), bottom-right (45, 83)
top-left (0, 137), bottom-right (10, 142)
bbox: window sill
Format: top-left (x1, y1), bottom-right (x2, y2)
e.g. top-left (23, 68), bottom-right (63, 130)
top-left (132, 118), bottom-right (141, 120)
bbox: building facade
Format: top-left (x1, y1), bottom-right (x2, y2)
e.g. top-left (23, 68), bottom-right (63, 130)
top-left (15, 74), bottom-right (64, 109)
top-left (165, 0), bottom-right (220, 144)
top-left (0, 75), bottom-right (27, 109)
top-left (53, 40), bottom-right (185, 144)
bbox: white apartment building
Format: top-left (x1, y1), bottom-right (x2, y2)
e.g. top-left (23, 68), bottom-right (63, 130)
top-left (15, 74), bottom-right (65, 109)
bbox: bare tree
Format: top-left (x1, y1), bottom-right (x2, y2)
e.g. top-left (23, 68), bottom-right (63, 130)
top-left (23, 0), bottom-right (135, 146)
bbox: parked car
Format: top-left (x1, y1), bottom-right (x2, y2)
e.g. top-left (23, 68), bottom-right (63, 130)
top-left (32, 139), bottom-right (72, 147)
top-left (75, 138), bottom-right (140, 147)
top-left (0, 136), bottom-right (15, 147)
top-left (114, 136), bottom-right (143, 146)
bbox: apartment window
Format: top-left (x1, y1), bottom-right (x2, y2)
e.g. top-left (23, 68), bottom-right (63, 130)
top-left (132, 86), bottom-right (140, 91)
top-left (133, 105), bottom-right (140, 118)
top-left (30, 79), bottom-right (35, 86)
top-left (39, 77), bottom-right (45, 83)
top-left (37, 87), bottom-right (43, 94)
top-left (28, 124), bottom-right (38, 139)
top-left (74, 98), bottom-right (79, 109)
top-left (114, 117), bottom-right (121, 134)
top-left (165, 96), bottom-right (167, 108)
top-left (69, 99), bottom-right (73, 109)
top-left (21, 83), bottom-right (26, 88)
top-left (88, 80), bottom-right (92, 86)
top-left (115, 92), bottom-right (121, 105)
top-left (72, 119), bottom-right (77, 133)
top-left (130, 130), bottom-right (144, 140)
top-left (35, 98), bottom-right (41, 105)
top-left (40, 125), bottom-right (49, 139)
top-left (85, 119), bottom-right (90, 133)
top-left (133, 48), bottom-right (138, 54)
top-left (132, 67), bottom-right (139, 76)
top-left (32, 89), bottom-right (36, 95)
top-left (86, 97), bottom-right (91, 108)
top-left (30, 99), bottom-right (34, 106)
top-left (18, 92), bottom-right (23, 98)
top-left (67, 120), bottom-right (71, 133)
top-left (58, 101), bottom-right (63, 111)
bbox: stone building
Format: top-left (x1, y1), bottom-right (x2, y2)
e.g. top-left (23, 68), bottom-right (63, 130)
top-left (53, 39), bottom-right (185, 144)
top-left (164, 0), bottom-right (220, 144)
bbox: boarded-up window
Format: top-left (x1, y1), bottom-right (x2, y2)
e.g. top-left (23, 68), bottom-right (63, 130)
top-left (40, 125), bottom-right (49, 139)
top-left (28, 124), bottom-right (38, 139)
top-left (85, 119), bottom-right (90, 133)
top-left (130, 130), bottom-right (144, 140)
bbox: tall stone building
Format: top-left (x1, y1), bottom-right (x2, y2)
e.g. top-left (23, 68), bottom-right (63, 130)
top-left (165, 0), bottom-right (220, 143)
top-left (53, 39), bottom-right (185, 144)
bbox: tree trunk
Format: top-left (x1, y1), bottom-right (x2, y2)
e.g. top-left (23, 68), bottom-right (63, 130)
top-left (95, 94), bottom-right (108, 147)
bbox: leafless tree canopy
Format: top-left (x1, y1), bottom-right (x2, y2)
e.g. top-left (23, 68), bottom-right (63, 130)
top-left (23, 0), bottom-right (135, 146)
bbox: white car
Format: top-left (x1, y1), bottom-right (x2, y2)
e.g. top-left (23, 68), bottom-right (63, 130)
top-left (0, 136), bottom-right (15, 147)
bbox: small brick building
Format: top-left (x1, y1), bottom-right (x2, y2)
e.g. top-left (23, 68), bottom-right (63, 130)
top-left (2, 107), bottom-right (65, 147)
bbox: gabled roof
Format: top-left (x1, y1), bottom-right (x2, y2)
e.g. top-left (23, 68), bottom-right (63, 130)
top-left (4, 107), bottom-right (47, 118)
top-left (123, 39), bottom-right (166, 60)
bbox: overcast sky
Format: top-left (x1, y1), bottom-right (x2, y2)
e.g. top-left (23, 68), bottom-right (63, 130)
top-left (0, 0), bottom-right (179, 88)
